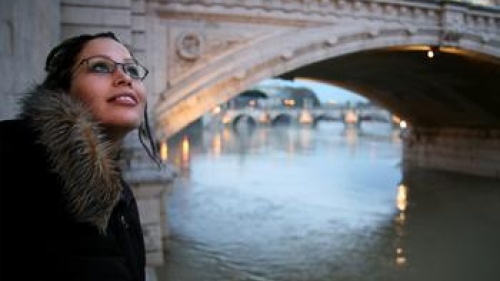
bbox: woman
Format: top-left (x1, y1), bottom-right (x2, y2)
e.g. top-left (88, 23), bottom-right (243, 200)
top-left (0, 32), bottom-right (159, 281)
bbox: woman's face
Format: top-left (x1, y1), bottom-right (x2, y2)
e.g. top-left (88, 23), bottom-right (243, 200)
top-left (70, 38), bottom-right (147, 139)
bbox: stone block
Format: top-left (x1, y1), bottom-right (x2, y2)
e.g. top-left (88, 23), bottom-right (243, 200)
top-left (62, 0), bottom-right (131, 8)
top-left (62, 6), bottom-right (131, 27)
top-left (61, 26), bottom-right (132, 45)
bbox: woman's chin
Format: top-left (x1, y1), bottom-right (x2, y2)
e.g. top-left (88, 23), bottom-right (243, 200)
top-left (101, 120), bottom-right (142, 138)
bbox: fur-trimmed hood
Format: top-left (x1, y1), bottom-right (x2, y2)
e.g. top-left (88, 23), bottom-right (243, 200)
top-left (18, 86), bottom-right (122, 233)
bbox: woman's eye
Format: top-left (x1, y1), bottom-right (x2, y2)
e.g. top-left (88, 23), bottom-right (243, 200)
top-left (89, 62), bottom-right (113, 73)
top-left (124, 65), bottom-right (140, 78)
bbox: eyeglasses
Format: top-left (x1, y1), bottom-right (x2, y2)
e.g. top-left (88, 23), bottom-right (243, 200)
top-left (77, 56), bottom-right (149, 81)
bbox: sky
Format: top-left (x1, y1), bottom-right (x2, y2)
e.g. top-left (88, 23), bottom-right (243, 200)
top-left (257, 78), bottom-right (368, 104)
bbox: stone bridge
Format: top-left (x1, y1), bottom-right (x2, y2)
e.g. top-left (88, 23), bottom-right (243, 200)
top-left (218, 105), bottom-right (394, 127)
top-left (150, 0), bottom-right (500, 141)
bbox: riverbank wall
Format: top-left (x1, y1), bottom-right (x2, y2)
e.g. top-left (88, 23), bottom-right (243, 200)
top-left (402, 127), bottom-right (500, 179)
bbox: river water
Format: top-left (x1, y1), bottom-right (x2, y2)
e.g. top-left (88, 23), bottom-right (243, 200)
top-left (154, 122), bottom-right (500, 281)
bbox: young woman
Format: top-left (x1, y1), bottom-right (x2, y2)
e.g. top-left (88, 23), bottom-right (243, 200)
top-left (0, 32), bottom-right (159, 281)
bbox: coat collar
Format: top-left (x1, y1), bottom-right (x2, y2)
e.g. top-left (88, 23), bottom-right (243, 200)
top-left (18, 86), bottom-right (122, 233)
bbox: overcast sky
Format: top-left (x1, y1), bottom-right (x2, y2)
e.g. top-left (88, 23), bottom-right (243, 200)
top-left (257, 78), bottom-right (368, 103)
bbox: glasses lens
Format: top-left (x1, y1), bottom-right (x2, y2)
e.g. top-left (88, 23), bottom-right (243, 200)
top-left (86, 58), bottom-right (115, 74)
top-left (123, 63), bottom-right (145, 79)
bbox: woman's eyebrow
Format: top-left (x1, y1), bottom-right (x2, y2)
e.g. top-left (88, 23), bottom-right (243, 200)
top-left (85, 55), bottom-right (135, 62)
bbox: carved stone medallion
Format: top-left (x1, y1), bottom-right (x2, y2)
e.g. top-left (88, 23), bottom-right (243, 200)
top-left (176, 31), bottom-right (204, 60)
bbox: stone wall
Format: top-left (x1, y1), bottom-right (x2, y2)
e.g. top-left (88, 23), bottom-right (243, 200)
top-left (0, 0), bottom-right (60, 120)
top-left (61, 0), bottom-right (134, 45)
top-left (402, 127), bottom-right (500, 178)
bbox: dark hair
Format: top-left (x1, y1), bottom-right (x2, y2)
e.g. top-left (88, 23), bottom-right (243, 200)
top-left (43, 32), bottom-right (161, 167)
top-left (43, 32), bottom-right (119, 92)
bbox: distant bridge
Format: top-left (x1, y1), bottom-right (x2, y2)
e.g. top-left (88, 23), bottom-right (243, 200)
top-left (213, 105), bottom-right (396, 128)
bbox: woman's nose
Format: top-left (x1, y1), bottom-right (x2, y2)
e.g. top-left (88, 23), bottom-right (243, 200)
top-left (113, 66), bottom-right (133, 86)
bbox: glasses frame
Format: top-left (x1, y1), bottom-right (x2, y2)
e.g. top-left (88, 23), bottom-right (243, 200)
top-left (76, 55), bottom-right (149, 81)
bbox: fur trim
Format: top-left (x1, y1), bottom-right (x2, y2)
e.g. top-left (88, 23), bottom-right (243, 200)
top-left (19, 86), bottom-right (122, 233)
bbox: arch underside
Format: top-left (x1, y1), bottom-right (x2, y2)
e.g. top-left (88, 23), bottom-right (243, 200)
top-left (283, 47), bottom-right (500, 129)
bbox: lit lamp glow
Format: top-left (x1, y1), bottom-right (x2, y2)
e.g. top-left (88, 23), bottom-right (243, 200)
top-left (427, 49), bottom-right (435, 58)
top-left (427, 45), bottom-right (439, 59)
top-left (396, 184), bottom-right (408, 212)
top-left (160, 141), bottom-right (168, 161)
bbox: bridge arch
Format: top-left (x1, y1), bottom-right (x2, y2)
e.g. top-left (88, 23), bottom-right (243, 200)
top-left (272, 114), bottom-right (294, 126)
top-left (154, 1), bottom-right (500, 139)
top-left (232, 114), bottom-right (257, 129)
top-left (314, 113), bottom-right (343, 123)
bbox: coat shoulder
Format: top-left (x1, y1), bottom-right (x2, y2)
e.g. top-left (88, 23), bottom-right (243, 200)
top-left (0, 119), bottom-right (35, 166)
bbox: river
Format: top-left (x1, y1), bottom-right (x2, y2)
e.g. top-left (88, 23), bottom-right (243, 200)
top-left (153, 122), bottom-right (500, 281)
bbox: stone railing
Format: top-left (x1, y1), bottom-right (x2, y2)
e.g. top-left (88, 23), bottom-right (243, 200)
top-left (157, 0), bottom-right (499, 43)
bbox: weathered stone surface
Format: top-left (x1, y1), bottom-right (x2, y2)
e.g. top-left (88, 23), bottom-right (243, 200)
top-left (402, 127), bottom-right (500, 178)
top-left (0, 0), bottom-right (60, 119)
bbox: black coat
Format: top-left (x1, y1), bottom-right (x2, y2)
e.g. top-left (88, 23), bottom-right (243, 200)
top-left (0, 87), bottom-right (145, 281)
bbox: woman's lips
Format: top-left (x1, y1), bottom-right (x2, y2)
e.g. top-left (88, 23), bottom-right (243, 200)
top-left (109, 93), bottom-right (138, 106)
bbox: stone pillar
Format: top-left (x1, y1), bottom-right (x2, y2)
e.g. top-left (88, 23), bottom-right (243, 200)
top-left (120, 131), bottom-right (177, 267)
top-left (402, 127), bottom-right (500, 178)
